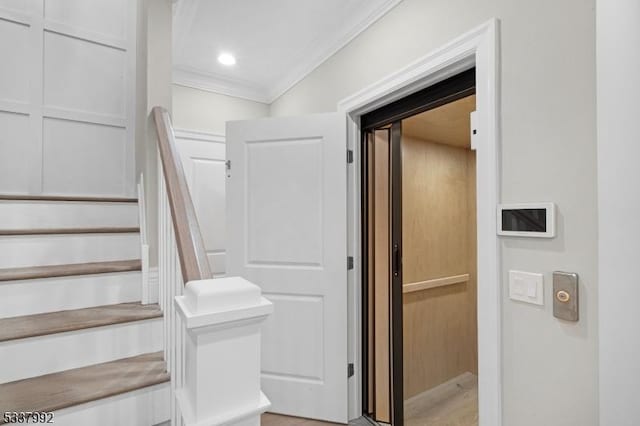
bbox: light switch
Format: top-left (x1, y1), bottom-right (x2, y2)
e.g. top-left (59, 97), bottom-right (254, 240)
top-left (509, 270), bottom-right (544, 305)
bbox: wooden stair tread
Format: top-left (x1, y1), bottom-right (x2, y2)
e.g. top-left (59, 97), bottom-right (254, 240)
top-left (0, 227), bottom-right (140, 236)
top-left (0, 303), bottom-right (162, 342)
top-left (0, 352), bottom-right (169, 421)
top-left (0, 194), bottom-right (137, 203)
top-left (0, 259), bottom-right (142, 282)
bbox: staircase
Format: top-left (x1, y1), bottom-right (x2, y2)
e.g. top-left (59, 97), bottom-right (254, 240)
top-left (0, 195), bottom-right (169, 425)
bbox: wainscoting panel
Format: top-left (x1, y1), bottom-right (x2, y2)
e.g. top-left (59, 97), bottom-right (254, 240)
top-left (42, 118), bottom-right (127, 195)
top-left (0, 1), bottom-right (136, 197)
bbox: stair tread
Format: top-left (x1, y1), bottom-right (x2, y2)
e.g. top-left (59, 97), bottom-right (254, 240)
top-left (0, 259), bottom-right (142, 282)
top-left (0, 302), bottom-right (162, 342)
top-left (0, 352), bottom-right (168, 421)
top-left (0, 227), bottom-right (140, 236)
top-left (0, 194), bottom-right (137, 203)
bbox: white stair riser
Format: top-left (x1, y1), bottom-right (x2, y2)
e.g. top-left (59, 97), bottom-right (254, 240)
top-left (0, 234), bottom-right (141, 268)
top-left (0, 201), bottom-right (138, 230)
top-left (47, 383), bottom-right (170, 426)
top-left (0, 272), bottom-right (142, 319)
top-left (0, 319), bottom-right (162, 383)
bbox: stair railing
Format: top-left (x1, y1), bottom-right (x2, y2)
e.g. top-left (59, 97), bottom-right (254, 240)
top-left (152, 107), bottom-right (272, 426)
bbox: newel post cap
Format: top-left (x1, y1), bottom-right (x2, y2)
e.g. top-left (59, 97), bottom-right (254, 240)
top-left (175, 276), bottom-right (273, 330)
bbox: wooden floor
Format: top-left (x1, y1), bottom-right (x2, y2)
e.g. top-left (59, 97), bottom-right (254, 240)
top-left (405, 372), bottom-right (478, 426)
top-left (262, 376), bottom-right (478, 426)
top-left (254, 373), bottom-right (477, 426)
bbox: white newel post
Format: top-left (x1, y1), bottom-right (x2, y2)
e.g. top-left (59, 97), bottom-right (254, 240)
top-left (174, 277), bottom-right (273, 426)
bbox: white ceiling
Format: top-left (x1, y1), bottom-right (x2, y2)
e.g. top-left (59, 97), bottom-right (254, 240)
top-left (172, 0), bottom-right (402, 103)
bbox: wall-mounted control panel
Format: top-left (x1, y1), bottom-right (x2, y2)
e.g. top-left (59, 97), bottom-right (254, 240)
top-left (497, 203), bottom-right (556, 238)
top-left (553, 271), bottom-right (579, 321)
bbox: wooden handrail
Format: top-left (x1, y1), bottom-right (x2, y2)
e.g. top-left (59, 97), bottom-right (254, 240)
top-left (152, 106), bottom-right (212, 283)
top-left (403, 274), bottom-right (469, 294)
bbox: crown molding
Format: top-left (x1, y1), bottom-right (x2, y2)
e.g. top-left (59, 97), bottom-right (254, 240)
top-left (173, 66), bottom-right (270, 104)
top-left (173, 0), bottom-right (403, 104)
top-left (267, 0), bottom-right (404, 103)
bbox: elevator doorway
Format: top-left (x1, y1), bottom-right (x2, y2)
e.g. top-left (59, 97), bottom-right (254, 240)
top-left (361, 69), bottom-right (478, 425)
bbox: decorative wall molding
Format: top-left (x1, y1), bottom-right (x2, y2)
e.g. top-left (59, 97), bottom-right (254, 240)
top-left (173, 66), bottom-right (270, 104)
top-left (0, 1), bottom-right (137, 197)
top-left (173, 128), bottom-right (225, 143)
top-left (173, 0), bottom-right (404, 104)
top-left (267, 0), bottom-right (404, 103)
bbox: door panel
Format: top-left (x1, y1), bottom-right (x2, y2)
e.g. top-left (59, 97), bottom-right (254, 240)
top-left (390, 121), bottom-right (404, 426)
top-left (363, 124), bottom-right (403, 426)
top-left (176, 136), bottom-right (226, 275)
top-left (226, 113), bottom-right (348, 423)
top-left (373, 129), bottom-right (391, 423)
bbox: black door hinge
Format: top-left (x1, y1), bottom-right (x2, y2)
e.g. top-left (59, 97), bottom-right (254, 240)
top-left (347, 256), bottom-right (354, 270)
top-left (347, 149), bottom-right (354, 164)
top-left (348, 363), bottom-right (354, 378)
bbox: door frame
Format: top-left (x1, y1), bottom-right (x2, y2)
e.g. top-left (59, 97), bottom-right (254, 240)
top-left (338, 19), bottom-right (501, 425)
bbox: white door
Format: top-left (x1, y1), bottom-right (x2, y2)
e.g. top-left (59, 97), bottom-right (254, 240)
top-left (226, 113), bottom-right (348, 423)
top-left (175, 131), bottom-right (227, 276)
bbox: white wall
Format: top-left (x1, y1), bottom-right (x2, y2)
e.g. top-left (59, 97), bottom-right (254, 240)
top-left (172, 85), bottom-right (269, 135)
top-left (271, 1), bottom-right (597, 425)
top-left (0, 0), bottom-right (137, 197)
top-left (597, 1), bottom-right (640, 424)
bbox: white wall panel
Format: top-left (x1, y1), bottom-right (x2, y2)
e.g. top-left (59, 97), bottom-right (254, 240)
top-left (44, 0), bottom-right (127, 40)
top-left (42, 118), bottom-right (126, 195)
top-left (0, 19), bottom-right (30, 104)
top-left (261, 294), bottom-right (324, 381)
top-left (0, 1), bottom-right (136, 197)
top-left (44, 32), bottom-right (126, 118)
top-left (0, 0), bottom-right (31, 14)
top-left (246, 139), bottom-right (323, 266)
top-left (0, 111), bottom-right (31, 193)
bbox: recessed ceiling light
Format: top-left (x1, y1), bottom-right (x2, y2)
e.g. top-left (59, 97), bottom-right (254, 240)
top-left (217, 52), bottom-right (236, 66)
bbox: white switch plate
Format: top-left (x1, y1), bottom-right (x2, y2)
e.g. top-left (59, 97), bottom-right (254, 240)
top-left (509, 270), bottom-right (544, 305)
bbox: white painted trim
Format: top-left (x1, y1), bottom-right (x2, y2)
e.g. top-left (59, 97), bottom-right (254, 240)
top-left (0, 7), bottom-right (32, 26)
top-left (138, 174), bottom-right (151, 304)
top-left (338, 19), bottom-right (502, 425)
top-left (42, 106), bottom-right (126, 128)
top-left (0, 100), bottom-right (30, 115)
top-left (124, 0), bottom-right (138, 197)
top-left (173, 66), bottom-right (270, 104)
top-left (172, 0), bottom-right (403, 104)
top-left (174, 128), bottom-right (225, 143)
top-left (43, 19), bottom-right (127, 51)
top-left (148, 266), bottom-right (159, 304)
